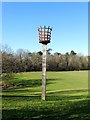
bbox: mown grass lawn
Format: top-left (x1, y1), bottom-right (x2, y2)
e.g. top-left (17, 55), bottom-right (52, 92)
top-left (2, 71), bottom-right (90, 120)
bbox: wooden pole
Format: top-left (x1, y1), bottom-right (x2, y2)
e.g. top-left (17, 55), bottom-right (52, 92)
top-left (42, 44), bottom-right (47, 100)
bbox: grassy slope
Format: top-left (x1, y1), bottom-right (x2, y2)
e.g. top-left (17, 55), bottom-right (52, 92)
top-left (2, 71), bottom-right (90, 120)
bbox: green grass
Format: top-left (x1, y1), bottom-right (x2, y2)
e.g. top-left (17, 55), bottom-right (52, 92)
top-left (2, 71), bottom-right (90, 120)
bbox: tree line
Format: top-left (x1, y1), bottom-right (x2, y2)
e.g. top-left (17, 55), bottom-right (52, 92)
top-left (2, 46), bottom-right (89, 73)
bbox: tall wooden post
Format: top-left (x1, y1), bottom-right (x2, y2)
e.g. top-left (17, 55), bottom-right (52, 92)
top-left (38, 26), bottom-right (52, 100)
top-left (42, 44), bottom-right (47, 100)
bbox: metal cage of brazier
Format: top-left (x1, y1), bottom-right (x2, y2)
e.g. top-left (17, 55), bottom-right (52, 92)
top-left (38, 26), bottom-right (52, 45)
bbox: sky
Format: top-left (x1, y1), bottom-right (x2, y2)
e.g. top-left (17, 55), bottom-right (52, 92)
top-left (2, 2), bottom-right (88, 55)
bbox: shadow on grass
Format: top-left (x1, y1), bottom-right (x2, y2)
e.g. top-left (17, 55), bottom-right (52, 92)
top-left (2, 89), bottom-right (90, 119)
top-left (2, 90), bottom-right (88, 101)
top-left (2, 99), bottom-right (90, 120)
top-left (12, 78), bottom-right (42, 87)
top-left (2, 78), bottom-right (63, 91)
top-left (3, 87), bottom-right (88, 95)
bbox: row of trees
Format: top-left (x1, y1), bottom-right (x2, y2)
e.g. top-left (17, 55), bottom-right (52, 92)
top-left (2, 46), bottom-right (89, 73)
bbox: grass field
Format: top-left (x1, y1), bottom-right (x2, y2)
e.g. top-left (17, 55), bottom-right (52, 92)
top-left (2, 71), bottom-right (90, 120)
